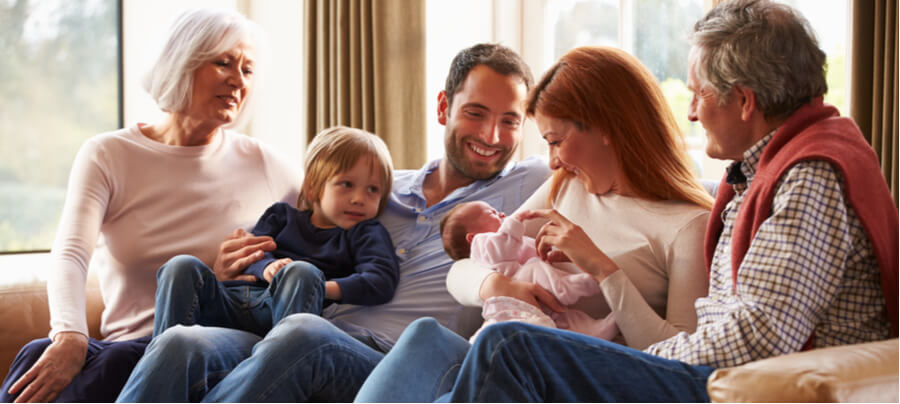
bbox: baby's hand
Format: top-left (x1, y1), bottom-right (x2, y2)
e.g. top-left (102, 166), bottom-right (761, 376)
top-left (263, 258), bottom-right (292, 283)
top-left (511, 210), bottom-right (529, 222)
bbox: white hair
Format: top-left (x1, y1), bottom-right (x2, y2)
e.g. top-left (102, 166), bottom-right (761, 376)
top-left (142, 8), bottom-right (268, 129)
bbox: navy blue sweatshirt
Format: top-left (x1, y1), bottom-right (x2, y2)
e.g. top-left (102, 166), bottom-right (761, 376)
top-left (243, 202), bottom-right (399, 305)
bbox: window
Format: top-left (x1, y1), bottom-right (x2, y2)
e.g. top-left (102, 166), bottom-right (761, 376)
top-left (426, 0), bottom-right (851, 181)
top-left (424, 0), bottom-right (494, 163)
top-left (0, 0), bottom-right (121, 252)
top-left (121, 0), bottom-right (304, 182)
top-left (546, 0), bottom-right (715, 177)
top-left (0, 0), bottom-right (304, 255)
top-left (778, 0), bottom-right (850, 114)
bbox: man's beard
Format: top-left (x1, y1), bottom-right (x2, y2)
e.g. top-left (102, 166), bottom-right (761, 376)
top-left (444, 130), bottom-right (513, 181)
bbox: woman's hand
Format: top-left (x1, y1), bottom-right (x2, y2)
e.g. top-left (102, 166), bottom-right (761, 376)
top-left (8, 332), bottom-right (88, 403)
top-left (479, 272), bottom-right (566, 313)
top-left (518, 208), bottom-right (619, 282)
top-left (213, 228), bottom-right (277, 282)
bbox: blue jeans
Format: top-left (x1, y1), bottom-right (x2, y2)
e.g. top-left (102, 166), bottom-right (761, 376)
top-left (116, 314), bottom-right (387, 402)
top-left (153, 255), bottom-right (325, 337)
top-left (355, 317), bottom-right (470, 402)
top-left (447, 322), bottom-right (715, 402)
top-left (0, 336), bottom-right (150, 403)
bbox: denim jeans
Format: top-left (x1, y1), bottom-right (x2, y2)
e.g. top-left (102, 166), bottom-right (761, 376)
top-left (355, 317), bottom-right (470, 402)
top-left (153, 255), bottom-right (326, 337)
top-left (116, 314), bottom-right (386, 402)
top-left (447, 322), bottom-right (716, 402)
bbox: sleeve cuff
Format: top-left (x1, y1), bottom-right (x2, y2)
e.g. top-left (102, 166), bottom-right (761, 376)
top-left (246, 257), bottom-right (275, 281)
top-left (498, 216), bottom-right (525, 239)
top-left (446, 258), bottom-right (494, 307)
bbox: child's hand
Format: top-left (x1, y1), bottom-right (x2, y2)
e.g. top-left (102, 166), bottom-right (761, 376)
top-left (263, 258), bottom-right (292, 283)
top-left (325, 281), bottom-right (342, 301)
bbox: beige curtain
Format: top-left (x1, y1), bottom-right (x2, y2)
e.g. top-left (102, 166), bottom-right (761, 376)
top-left (304, 0), bottom-right (426, 170)
top-left (851, 0), bottom-right (898, 204)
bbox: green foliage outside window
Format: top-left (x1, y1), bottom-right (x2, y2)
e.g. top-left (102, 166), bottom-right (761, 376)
top-left (550, 0), bottom-right (848, 179)
top-left (0, 0), bottom-right (119, 252)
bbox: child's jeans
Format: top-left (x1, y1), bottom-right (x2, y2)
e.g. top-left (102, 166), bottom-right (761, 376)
top-left (152, 254), bottom-right (326, 337)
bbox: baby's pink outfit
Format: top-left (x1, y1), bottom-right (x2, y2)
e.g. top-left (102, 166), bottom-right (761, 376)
top-left (468, 216), bottom-right (619, 343)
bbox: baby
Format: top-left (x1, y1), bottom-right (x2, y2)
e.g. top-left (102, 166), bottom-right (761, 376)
top-left (441, 201), bottom-right (618, 342)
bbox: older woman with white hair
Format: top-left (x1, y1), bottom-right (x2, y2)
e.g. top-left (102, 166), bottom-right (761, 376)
top-left (0, 8), bottom-right (299, 403)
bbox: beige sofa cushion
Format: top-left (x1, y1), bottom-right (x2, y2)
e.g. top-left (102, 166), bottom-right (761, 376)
top-left (707, 338), bottom-right (899, 403)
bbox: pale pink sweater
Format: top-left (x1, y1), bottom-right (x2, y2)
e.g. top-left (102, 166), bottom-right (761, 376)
top-left (470, 215), bottom-right (608, 337)
top-left (47, 125), bottom-right (300, 341)
top-left (470, 216), bottom-right (601, 307)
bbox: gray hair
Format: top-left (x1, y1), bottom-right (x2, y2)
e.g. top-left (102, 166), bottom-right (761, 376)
top-left (690, 0), bottom-right (827, 118)
top-left (143, 8), bottom-right (267, 129)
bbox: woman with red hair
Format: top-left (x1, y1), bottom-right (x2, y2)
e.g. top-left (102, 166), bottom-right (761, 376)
top-left (355, 46), bottom-right (713, 402)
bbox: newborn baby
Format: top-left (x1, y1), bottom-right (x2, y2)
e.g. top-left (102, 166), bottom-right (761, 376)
top-left (440, 201), bottom-right (618, 343)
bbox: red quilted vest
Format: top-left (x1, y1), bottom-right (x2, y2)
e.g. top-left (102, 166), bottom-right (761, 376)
top-left (704, 98), bottom-right (899, 340)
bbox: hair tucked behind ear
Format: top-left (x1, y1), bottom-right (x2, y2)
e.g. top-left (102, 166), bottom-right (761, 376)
top-left (143, 8), bottom-right (268, 130)
top-left (528, 46), bottom-right (713, 210)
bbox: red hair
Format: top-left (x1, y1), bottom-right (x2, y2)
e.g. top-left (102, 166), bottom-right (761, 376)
top-left (527, 46), bottom-right (712, 210)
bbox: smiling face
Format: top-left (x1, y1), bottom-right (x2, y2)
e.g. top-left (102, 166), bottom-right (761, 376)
top-left (536, 113), bottom-right (624, 195)
top-left (185, 41), bottom-right (255, 127)
top-left (686, 53), bottom-right (751, 161)
top-left (310, 155), bottom-right (385, 230)
top-left (439, 64), bottom-right (528, 181)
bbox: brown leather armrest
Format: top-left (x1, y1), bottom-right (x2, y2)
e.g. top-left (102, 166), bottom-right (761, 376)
top-left (707, 339), bottom-right (899, 402)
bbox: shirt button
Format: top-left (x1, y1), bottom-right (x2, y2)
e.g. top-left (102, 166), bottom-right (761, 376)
top-left (396, 248), bottom-right (406, 255)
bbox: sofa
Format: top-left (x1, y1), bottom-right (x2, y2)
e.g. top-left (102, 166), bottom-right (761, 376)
top-left (1, 261), bottom-right (897, 402)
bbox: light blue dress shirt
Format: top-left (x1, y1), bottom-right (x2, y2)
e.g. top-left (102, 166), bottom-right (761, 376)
top-left (323, 156), bottom-right (551, 349)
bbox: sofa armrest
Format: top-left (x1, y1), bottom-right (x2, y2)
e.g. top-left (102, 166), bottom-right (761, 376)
top-left (707, 338), bottom-right (899, 402)
top-left (0, 274), bottom-right (104, 382)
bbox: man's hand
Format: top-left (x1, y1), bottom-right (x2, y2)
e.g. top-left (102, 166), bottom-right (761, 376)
top-left (8, 332), bottom-right (88, 403)
top-left (213, 228), bottom-right (276, 282)
top-left (479, 272), bottom-right (566, 313)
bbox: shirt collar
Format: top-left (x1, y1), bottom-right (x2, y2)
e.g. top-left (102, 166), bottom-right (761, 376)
top-left (397, 158), bottom-right (516, 198)
top-left (730, 129), bottom-right (777, 190)
top-left (394, 159), bottom-right (440, 196)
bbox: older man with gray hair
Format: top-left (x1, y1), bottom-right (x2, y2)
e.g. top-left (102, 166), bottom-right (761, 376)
top-left (438, 0), bottom-right (898, 401)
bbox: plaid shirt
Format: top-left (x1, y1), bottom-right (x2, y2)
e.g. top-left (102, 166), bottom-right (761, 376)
top-left (645, 132), bottom-right (890, 368)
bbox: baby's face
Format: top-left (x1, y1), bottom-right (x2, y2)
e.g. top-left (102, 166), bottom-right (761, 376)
top-left (459, 201), bottom-right (505, 235)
